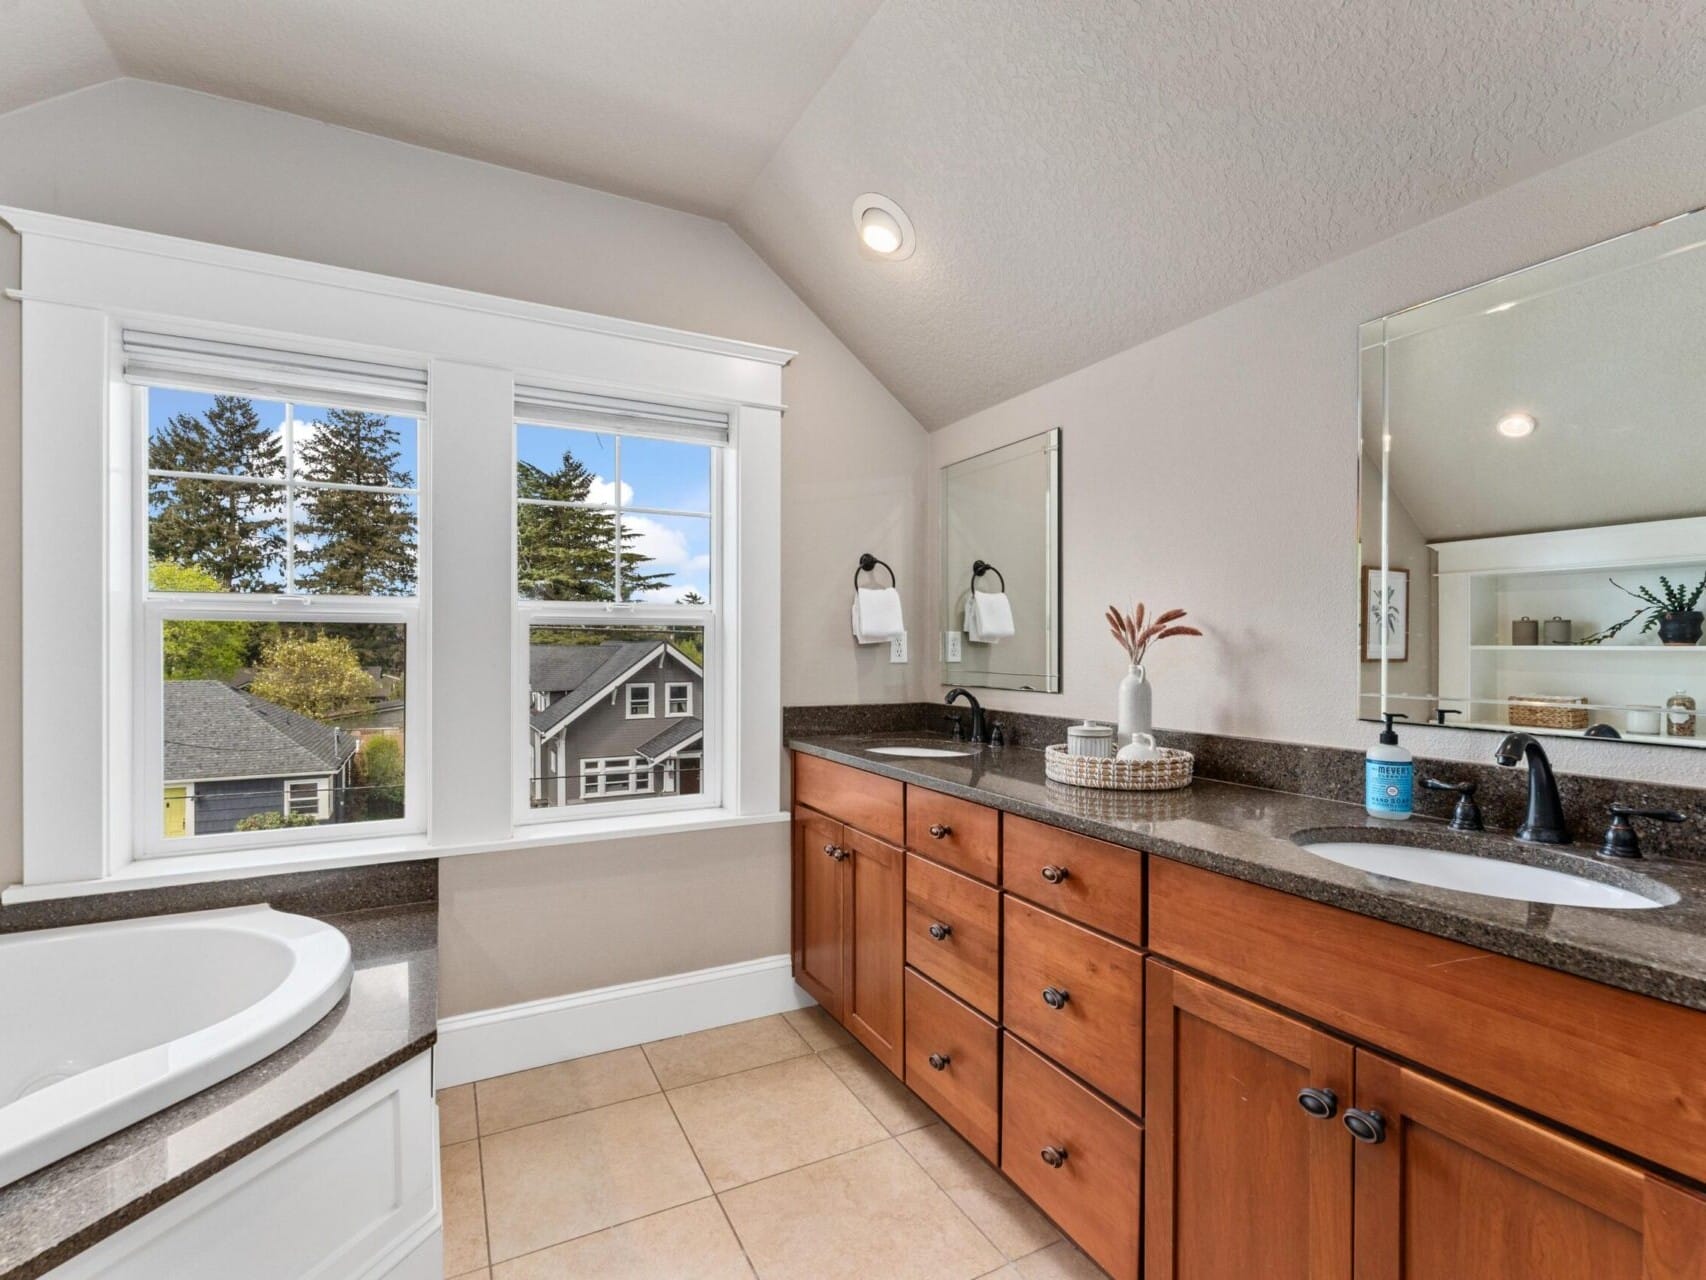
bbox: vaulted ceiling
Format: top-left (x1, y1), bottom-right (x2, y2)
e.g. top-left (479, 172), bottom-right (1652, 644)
top-left (10, 0), bottom-right (1706, 427)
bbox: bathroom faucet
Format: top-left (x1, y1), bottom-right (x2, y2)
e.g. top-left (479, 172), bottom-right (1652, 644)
top-left (945, 688), bottom-right (989, 744)
top-left (1493, 732), bottom-right (1571, 845)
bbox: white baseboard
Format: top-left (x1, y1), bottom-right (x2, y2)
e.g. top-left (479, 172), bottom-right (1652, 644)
top-left (434, 954), bottom-right (814, 1088)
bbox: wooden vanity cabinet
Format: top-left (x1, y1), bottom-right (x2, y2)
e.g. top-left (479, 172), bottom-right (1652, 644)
top-left (790, 802), bottom-right (904, 1074)
top-left (1145, 962), bottom-right (1353, 1280)
top-left (1352, 1053), bottom-right (1706, 1280)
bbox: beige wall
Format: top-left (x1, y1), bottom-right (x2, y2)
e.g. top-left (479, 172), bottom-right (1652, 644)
top-left (925, 99), bottom-right (1706, 789)
top-left (0, 80), bottom-right (928, 1007)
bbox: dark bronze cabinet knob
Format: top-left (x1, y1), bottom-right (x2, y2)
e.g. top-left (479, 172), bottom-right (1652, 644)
top-left (823, 844), bottom-right (848, 861)
top-left (1297, 1087), bottom-right (1338, 1120)
top-left (1040, 864), bottom-right (1069, 884)
top-left (928, 1052), bottom-right (950, 1071)
top-left (928, 823), bottom-right (951, 839)
top-left (928, 922), bottom-right (952, 941)
top-left (1343, 1108), bottom-right (1386, 1145)
top-left (1041, 986), bottom-right (1070, 1010)
top-left (1040, 1146), bottom-right (1068, 1168)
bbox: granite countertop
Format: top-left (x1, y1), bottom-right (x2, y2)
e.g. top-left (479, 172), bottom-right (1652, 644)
top-left (0, 902), bottom-right (438, 1280)
top-left (791, 733), bottom-right (1706, 1013)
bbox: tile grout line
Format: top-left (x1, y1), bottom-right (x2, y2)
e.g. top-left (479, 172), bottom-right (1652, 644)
top-left (656, 1079), bottom-right (762, 1277)
top-left (886, 1123), bottom-right (1019, 1269)
top-left (476, 1193), bottom-right (733, 1275)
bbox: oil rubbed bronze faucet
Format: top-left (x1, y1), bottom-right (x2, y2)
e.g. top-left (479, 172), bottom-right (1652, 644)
top-left (1494, 732), bottom-right (1570, 845)
top-left (945, 688), bottom-right (988, 744)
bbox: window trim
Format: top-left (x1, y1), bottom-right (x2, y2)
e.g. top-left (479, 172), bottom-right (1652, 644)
top-left (10, 204), bottom-right (786, 897)
top-left (665, 681), bottom-right (693, 717)
top-left (133, 383), bottom-right (426, 861)
top-left (625, 684), bottom-right (655, 719)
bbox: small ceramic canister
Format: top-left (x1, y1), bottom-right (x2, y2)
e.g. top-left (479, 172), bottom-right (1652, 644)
top-left (1544, 616), bottom-right (1573, 645)
top-left (1066, 721), bottom-right (1116, 758)
top-left (1512, 616), bottom-right (1539, 646)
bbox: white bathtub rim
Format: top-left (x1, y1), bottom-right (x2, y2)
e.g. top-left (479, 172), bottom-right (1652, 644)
top-left (0, 905), bottom-right (354, 1189)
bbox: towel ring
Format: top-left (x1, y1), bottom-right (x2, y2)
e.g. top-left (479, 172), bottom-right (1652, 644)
top-left (855, 552), bottom-right (897, 591)
top-left (971, 560), bottom-right (1006, 593)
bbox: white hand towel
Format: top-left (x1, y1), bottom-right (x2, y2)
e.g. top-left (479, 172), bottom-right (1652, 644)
top-left (852, 587), bottom-right (905, 644)
top-left (965, 590), bottom-right (1016, 643)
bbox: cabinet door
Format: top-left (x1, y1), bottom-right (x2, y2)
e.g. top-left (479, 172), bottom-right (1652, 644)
top-left (1353, 1051), bottom-right (1706, 1280)
top-left (792, 808), bottom-right (846, 1018)
top-left (843, 825), bottom-right (905, 1075)
top-left (1146, 963), bottom-right (1353, 1280)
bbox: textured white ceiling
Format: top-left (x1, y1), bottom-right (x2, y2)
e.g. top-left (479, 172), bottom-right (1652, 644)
top-left (70, 0), bottom-right (883, 215)
top-left (731, 0), bottom-right (1706, 426)
top-left (10, 1), bottom-right (1706, 427)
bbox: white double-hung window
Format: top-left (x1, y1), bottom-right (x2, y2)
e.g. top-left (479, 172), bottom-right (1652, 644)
top-left (130, 333), bottom-right (425, 854)
top-left (8, 206), bottom-right (786, 898)
top-left (516, 386), bottom-right (721, 818)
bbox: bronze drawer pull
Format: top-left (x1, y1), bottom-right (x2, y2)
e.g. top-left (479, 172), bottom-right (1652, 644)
top-left (1297, 1087), bottom-right (1338, 1120)
top-left (1041, 986), bottom-right (1070, 1010)
top-left (1040, 1146), bottom-right (1068, 1168)
top-left (928, 823), bottom-right (952, 839)
top-left (928, 1053), bottom-right (950, 1071)
top-left (1040, 864), bottom-right (1069, 884)
top-left (928, 922), bottom-right (952, 941)
top-left (823, 843), bottom-right (848, 861)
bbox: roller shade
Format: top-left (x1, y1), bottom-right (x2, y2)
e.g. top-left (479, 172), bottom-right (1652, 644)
top-left (123, 330), bottom-right (429, 416)
top-left (514, 382), bottom-right (729, 445)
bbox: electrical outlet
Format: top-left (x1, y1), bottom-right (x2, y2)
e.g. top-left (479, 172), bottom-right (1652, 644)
top-left (944, 631), bottom-right (963, 662)
top-left (890, 631), bottom-right (908, 663)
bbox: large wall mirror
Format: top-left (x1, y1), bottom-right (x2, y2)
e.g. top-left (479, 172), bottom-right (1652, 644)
top-left (941, 428), bottom-right (1061, 692)
top-left (1359, 208), bottom-right (1706, 750)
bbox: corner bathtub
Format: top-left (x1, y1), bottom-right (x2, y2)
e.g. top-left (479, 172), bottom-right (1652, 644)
top-left (0, 905), bottom-right (353, 1187)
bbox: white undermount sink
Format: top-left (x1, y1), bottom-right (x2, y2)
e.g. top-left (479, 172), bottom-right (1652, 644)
top-left (865, 745), bottom-right (974, 759)
top-left (1299, 840), bottom-right (1677, 910)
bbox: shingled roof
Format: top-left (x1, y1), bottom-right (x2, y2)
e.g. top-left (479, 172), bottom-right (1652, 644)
top-left (637, 717), bottom-right (703, 762)
top-left (164, 681), bottom-right (359, 782)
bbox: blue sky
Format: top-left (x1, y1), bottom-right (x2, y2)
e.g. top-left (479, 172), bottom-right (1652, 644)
top-left (147, 387), bottom-right (421, 484)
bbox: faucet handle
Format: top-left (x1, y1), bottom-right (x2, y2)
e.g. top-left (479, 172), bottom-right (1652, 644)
top-left (942, 713), bottom-right (965, 741)
top-left (1423, 778), bottom-right (1484, 832)
top-left (1599, 805), bottom-right (1687, 860)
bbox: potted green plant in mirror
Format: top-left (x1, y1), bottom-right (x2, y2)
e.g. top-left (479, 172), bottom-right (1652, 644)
top-left (1106, 602), bottom-right (1201, 742)
top-left (1581, 571), bottom-right (1706, 647)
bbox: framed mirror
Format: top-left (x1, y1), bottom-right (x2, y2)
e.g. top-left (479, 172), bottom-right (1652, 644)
top-left (940, 428), bottom-right (1061, 692)
top-left (1359, 208), bottom-right (1706, 749)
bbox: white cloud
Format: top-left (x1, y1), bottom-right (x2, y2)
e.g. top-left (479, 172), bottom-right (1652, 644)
top-left (588, 475), bottom-right (634, 506)
top-left (623, 512), bottom-right (710, 603)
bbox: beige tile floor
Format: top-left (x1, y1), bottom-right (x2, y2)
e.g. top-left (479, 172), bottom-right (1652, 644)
top-left (438, 1008), bottom-right (1112, 1279)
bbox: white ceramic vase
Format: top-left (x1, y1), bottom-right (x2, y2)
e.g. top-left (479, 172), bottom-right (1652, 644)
top-left (1116, 663), bottom-right (1152, 743)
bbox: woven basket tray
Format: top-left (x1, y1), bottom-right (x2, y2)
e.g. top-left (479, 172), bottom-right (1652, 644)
top-left (1508, 695), bottom-right (1590, 731)
top-left (1044, 742), bottom-right (1195, 791)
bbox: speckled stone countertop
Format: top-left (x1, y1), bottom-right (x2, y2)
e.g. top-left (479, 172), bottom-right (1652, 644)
top-left (0, 902), bottom-right (437, 1280)
top-left (791, 733), bottom-right (1706, 1013)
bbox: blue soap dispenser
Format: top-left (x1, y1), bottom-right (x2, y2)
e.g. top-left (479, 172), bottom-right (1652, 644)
top-left (1365, 713), bottom-right (1413, 819)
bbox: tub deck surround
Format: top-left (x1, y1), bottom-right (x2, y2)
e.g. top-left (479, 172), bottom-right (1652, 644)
top-left (0, 903), bottom-right (437, 1280)
top-left (788, 733), bottom-right (1706, 1012)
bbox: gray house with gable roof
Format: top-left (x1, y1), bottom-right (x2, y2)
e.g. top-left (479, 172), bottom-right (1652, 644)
top-left (529, 640), bottom-right (704, 807)
top-left (164, 680), bottom-right (360, 837)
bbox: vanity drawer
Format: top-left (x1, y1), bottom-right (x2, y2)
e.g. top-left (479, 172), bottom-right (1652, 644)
top-left (905, 969), bottom-right (1001, 1163)
top-left (1003, 896), bottom-right (1145, 1115)
top-left (906, 787), bottom-right (1000, 883)
top-left (1003, 815), bottom-right (1145, 945)
top-left (1001, 1034), bottom-right (1142, 1280)
top-left (906, 854), bottom-right (1001, 1017)
top-left (793, 753), bottom-right (904, 845)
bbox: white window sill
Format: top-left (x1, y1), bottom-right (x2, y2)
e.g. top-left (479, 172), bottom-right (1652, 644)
top-left (0, 808), bottom-right (791, 905)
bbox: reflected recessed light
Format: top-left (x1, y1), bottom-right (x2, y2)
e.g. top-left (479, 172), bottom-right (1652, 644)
top-left (1497, 412), bottom-right (1537, 439)
top-left (852, 193), bottom-right (915, 260)
top-left (1487, 301), bottom-right (1517, 314)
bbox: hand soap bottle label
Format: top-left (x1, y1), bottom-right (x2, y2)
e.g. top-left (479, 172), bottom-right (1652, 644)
top-left (1365, 761), bottom-right (1412, 814)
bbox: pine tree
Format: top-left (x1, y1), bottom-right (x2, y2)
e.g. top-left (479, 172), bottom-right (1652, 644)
top-left (148, 395), bottom-right (286, 590)
top-left (295, 408), bottom-right (417, 595)
top-left (516, 449), bottom-right (670, 600)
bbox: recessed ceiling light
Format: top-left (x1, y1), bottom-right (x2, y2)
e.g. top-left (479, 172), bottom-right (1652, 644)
top-left (1497, 412), bottom-right (1537, 439)
top-left (852, 193), bottom-right (915, 260)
